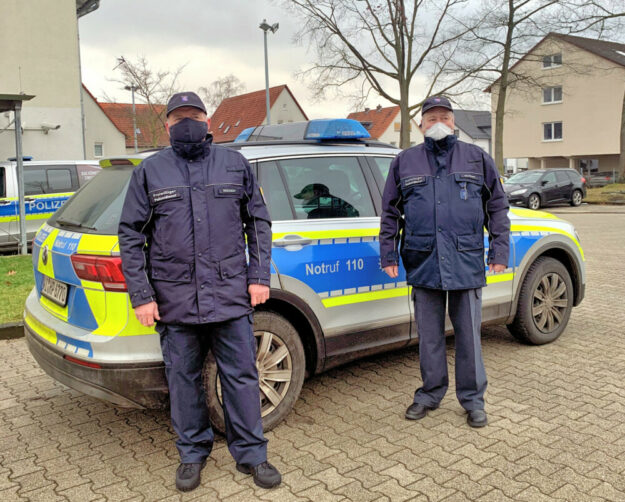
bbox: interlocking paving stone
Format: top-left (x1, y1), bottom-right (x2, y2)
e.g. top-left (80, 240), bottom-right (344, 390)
top-left (2, 209), bottom-right (625, 500)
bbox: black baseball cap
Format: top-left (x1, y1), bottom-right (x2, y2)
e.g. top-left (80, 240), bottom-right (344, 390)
top-left (166, 92), bottom-right (207, 117)
top-left (421, 96), bottom-right (453, 114)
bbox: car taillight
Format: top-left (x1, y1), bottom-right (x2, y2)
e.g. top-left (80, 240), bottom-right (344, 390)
top-left (64, 355), bottom-right (102, 369)
top-left (581, 177), bottom-right (586, 184)
top-left (71, 254), bottom-right (127, 291)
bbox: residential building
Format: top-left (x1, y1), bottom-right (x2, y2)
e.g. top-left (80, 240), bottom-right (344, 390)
top-left (211, 85), bottom-right (308, 143)
top-left (488, 32), bottom-right (625, 175)
top-left (347, 105), bottom-right (420, 146)
top-left (99, 102), bottom-right (169, 154)
top-left (453, 110), bottom-right (492, 155)
top-left (82, 86), bottom-right (126, 159)
top-left (0, 0), bottom-right (100, 160)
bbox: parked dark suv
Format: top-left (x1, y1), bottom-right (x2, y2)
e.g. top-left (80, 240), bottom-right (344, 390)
top-left (504, 168), bottom-right (586, 210)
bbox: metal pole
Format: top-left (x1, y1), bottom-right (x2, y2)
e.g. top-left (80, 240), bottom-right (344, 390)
top-left (14, 103), bottom-right (27, 255)
top-left (264, 30), bottom-right (271, 125)
top-left (131, 86), bottom-right (138, 153)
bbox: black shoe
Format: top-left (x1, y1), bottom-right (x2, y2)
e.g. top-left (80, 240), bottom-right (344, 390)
top-left (176, 460), bottom-right (206, 492)
top-left (405, 403), bottom-right (437, 420)
top-left (236, 461), bottom-right (282, 488)
top-left (467, 409), bottom-right (488, 428)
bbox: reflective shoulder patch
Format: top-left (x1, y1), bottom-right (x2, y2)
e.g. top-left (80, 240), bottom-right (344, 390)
top-left (149, 187), bottom-right (183, 204)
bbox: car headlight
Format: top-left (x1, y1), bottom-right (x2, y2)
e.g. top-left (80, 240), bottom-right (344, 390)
top-left (510, 188), bottom-right (528, 195)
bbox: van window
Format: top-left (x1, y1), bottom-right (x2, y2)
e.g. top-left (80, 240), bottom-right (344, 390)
top-left (279, 156), bottom-right (375, 220)
top-left (258, 161), bottom-right (293, 221)
top-left (49, 166), bottom-right (133, 234)
top-left (24, 168), bottom-right (47, 195)
top-left (47, 169), bottom-right (73, 191)
top-left (23, 165), bottom-right (77, 195)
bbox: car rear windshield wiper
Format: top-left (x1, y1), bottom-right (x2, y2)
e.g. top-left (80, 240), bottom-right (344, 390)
top-left (55, 218), bottom-right (97, 231)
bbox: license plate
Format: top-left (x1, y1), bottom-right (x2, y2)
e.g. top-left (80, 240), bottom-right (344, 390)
top-left (42, 276), bottom-right (68, 307)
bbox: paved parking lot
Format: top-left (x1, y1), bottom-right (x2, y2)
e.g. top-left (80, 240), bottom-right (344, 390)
top-left (1, 207), bottom-right (625, 501)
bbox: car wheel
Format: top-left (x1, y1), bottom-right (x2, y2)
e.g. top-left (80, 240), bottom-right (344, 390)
top-left (507, 256), bottom-right (573, 345)
top-left (570, 189), bottom-right (583, 207)
top-left (527, 193), bottom-right (541, 210)
top-left (202, 311), bottom-right (306, 434)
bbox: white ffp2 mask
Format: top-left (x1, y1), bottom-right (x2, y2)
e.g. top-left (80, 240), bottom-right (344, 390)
top-left (424, 122), bottom-right (453, 141)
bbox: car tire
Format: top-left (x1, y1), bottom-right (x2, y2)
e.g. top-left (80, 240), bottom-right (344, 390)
top-left (202, 311), bottom-right (306, 434)
top-left (527, 193), bottom-right (541, 210)
top-left (507, 256), bottom-right (574, 345)
top-left (570, 189), bottom-right (583, 207)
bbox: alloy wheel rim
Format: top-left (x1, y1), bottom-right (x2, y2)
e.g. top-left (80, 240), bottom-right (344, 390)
top-left (215, 329), bottom-right (293, 417)
top-left (573, 192), bottom-right (582, 204)
top-left (532, 272), bottom-right (568, 333)
top-left (530, 196), bottom-right (539, 210)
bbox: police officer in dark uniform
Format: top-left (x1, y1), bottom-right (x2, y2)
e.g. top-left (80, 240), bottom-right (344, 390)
top-left (118, 92), bottom-right (281, 492)
top-left (379, 96), bottom-right (510, 428)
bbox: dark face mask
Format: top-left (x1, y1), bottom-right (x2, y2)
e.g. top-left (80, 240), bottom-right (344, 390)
top-left (169, 118), bottom-right (209, 159)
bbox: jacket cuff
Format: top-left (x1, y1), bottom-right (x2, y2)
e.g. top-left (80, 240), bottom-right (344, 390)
top-left (129, 288), bottom-right (155, 309)
top-left (248, 276), bottom-right (271, 287)
top-left (380, 251), bottom-right (399, 269)
top-left (487, 251), bottom-right (508, 266)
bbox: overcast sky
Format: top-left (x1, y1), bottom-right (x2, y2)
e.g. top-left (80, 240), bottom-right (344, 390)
top-left (78, 0), bottom-right (392, 119)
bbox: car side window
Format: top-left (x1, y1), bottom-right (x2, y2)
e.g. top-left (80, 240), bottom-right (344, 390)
top-left (542, 172), bottom-right (556, 185)
top-left (556, 171), bottom-right (570, 183)
top-left (47, 168), bottom-right (73, 192)
top-left (24, 168), bottom-right (47, 195)
top-left (0, 167), bottom-right (5, 198)
top-left (370, 157), bottom-right (393, 182)
top-left (257, 161), bottom-right (293, 221)
top-left (279, 156), bottom-right (375, 220)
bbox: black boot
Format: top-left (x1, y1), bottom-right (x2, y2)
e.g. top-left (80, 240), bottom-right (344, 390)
top-left (176, 460), bottom-right (206, 492)
top-left (236, 460), bottom-right (282, 488)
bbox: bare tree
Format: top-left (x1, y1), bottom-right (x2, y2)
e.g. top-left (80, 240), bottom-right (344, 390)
top-left (464, 0), bottom-right (625, 172)
top-left (282, 0), bottom-right (491, 148)
top-left (198, 75), bottom-right (247, 115)
top-left (111, 56), bottom-right (186, 148)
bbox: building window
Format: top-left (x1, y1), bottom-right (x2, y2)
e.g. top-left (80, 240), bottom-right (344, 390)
top-left (542, 86), bottom-right (562, 104)
top-left (542, 53), bottom-right (562, 68)
top-left (94, 143), bottom-right (103, 157)
top-left (543, 122), bottom-right (563, 141)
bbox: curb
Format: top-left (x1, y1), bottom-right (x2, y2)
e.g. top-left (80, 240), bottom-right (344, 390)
top-left (0, 322), bottom-right (24, 340)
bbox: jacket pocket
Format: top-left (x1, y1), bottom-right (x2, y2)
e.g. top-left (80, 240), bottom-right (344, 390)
top-left (456, 233), bottom-right (483, 251)
top-left (150, 260), bottom-right (192, 283)
top-left (214, 185), bottom-right (243, 198)
top-left (219, 253), bottom-right (247, 279)
top-left (404, 233), bottom-right (434, 251)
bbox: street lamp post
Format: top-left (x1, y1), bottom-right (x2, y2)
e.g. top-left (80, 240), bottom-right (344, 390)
top-left (259, 19), bottom-right (279, 126)
top-left (124, 85), bottom-right (138, 153)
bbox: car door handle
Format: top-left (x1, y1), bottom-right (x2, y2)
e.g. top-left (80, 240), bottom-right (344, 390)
top-left (273, 235), bottom-right (313, 247)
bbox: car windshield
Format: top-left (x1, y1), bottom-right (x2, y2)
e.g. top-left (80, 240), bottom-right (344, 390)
top-left (48, 165), bottom-right (134, 235)
top-left (505, 171), bottom-right (543, 184)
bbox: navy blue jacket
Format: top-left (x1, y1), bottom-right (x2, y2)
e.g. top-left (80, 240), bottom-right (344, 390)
top-left (379, 136), bottom-right (510, 290)
top-left (118, 138), bottom-right (272, 324)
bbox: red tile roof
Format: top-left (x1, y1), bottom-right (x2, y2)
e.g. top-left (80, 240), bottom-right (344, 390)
top-left (210, 85), bottom-right (308, 143)
top-left (347, 105), bottom-right (400, 140)
top-left (99, 102), bottom-right (170, 149)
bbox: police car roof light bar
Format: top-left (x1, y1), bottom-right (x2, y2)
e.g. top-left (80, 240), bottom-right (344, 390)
top-left (233, 119), bottom-right (371, 143)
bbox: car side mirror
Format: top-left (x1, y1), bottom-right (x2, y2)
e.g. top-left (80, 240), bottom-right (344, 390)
top-left (541, 180), bottom-right (548, 186)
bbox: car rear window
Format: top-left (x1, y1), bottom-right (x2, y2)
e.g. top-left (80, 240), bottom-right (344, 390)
top-left (48, 165), bottom-right (133, 235)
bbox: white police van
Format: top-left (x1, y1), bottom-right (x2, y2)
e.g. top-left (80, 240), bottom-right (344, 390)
top-left (24, 119), bottom-right (585, 432)
top-left (0, 159), bottom-right (100, 251)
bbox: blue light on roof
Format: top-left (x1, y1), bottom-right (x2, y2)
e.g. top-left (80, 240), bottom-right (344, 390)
top-left (234, 127), bottom-right (255, 143)
top-left (304, 119), bottom-right (371, 140)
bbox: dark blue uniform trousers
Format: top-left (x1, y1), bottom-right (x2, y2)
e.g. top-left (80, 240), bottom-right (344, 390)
top-left (413, 287), bottom-right (487, 411)
top-left (157, 314), bottom-right (267, 465)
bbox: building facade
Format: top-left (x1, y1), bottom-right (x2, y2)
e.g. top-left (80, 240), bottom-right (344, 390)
top-left (489, 33), bottom-right (625, 175)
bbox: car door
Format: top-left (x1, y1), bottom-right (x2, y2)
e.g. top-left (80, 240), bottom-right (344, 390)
top-left (540, 172), bottom-right (559, 204)
top-left (556, 170), bottom-right (572, 201)
top-left (258, 155), bottom-right (413, 364)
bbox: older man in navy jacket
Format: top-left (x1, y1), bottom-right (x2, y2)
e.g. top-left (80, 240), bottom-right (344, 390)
top-left (119, 92), bottom-right (280, 492)
top-left (380, 96), bottom-right (510, 428)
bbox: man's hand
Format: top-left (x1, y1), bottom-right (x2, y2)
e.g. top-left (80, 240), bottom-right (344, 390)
top-left (489, 263), bottom-right (506, 274)
top-left (249, 284), bottom-right (270, 307)
top-left (134, 301), bottom-right (160, 327)
top-left (383, 265), bottom-right (398, 278)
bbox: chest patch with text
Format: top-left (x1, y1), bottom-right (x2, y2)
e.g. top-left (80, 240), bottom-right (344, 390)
top-left (402, 176), bottom-right (427, 188)
top-left (149, 188), bottom-right (183, 204)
